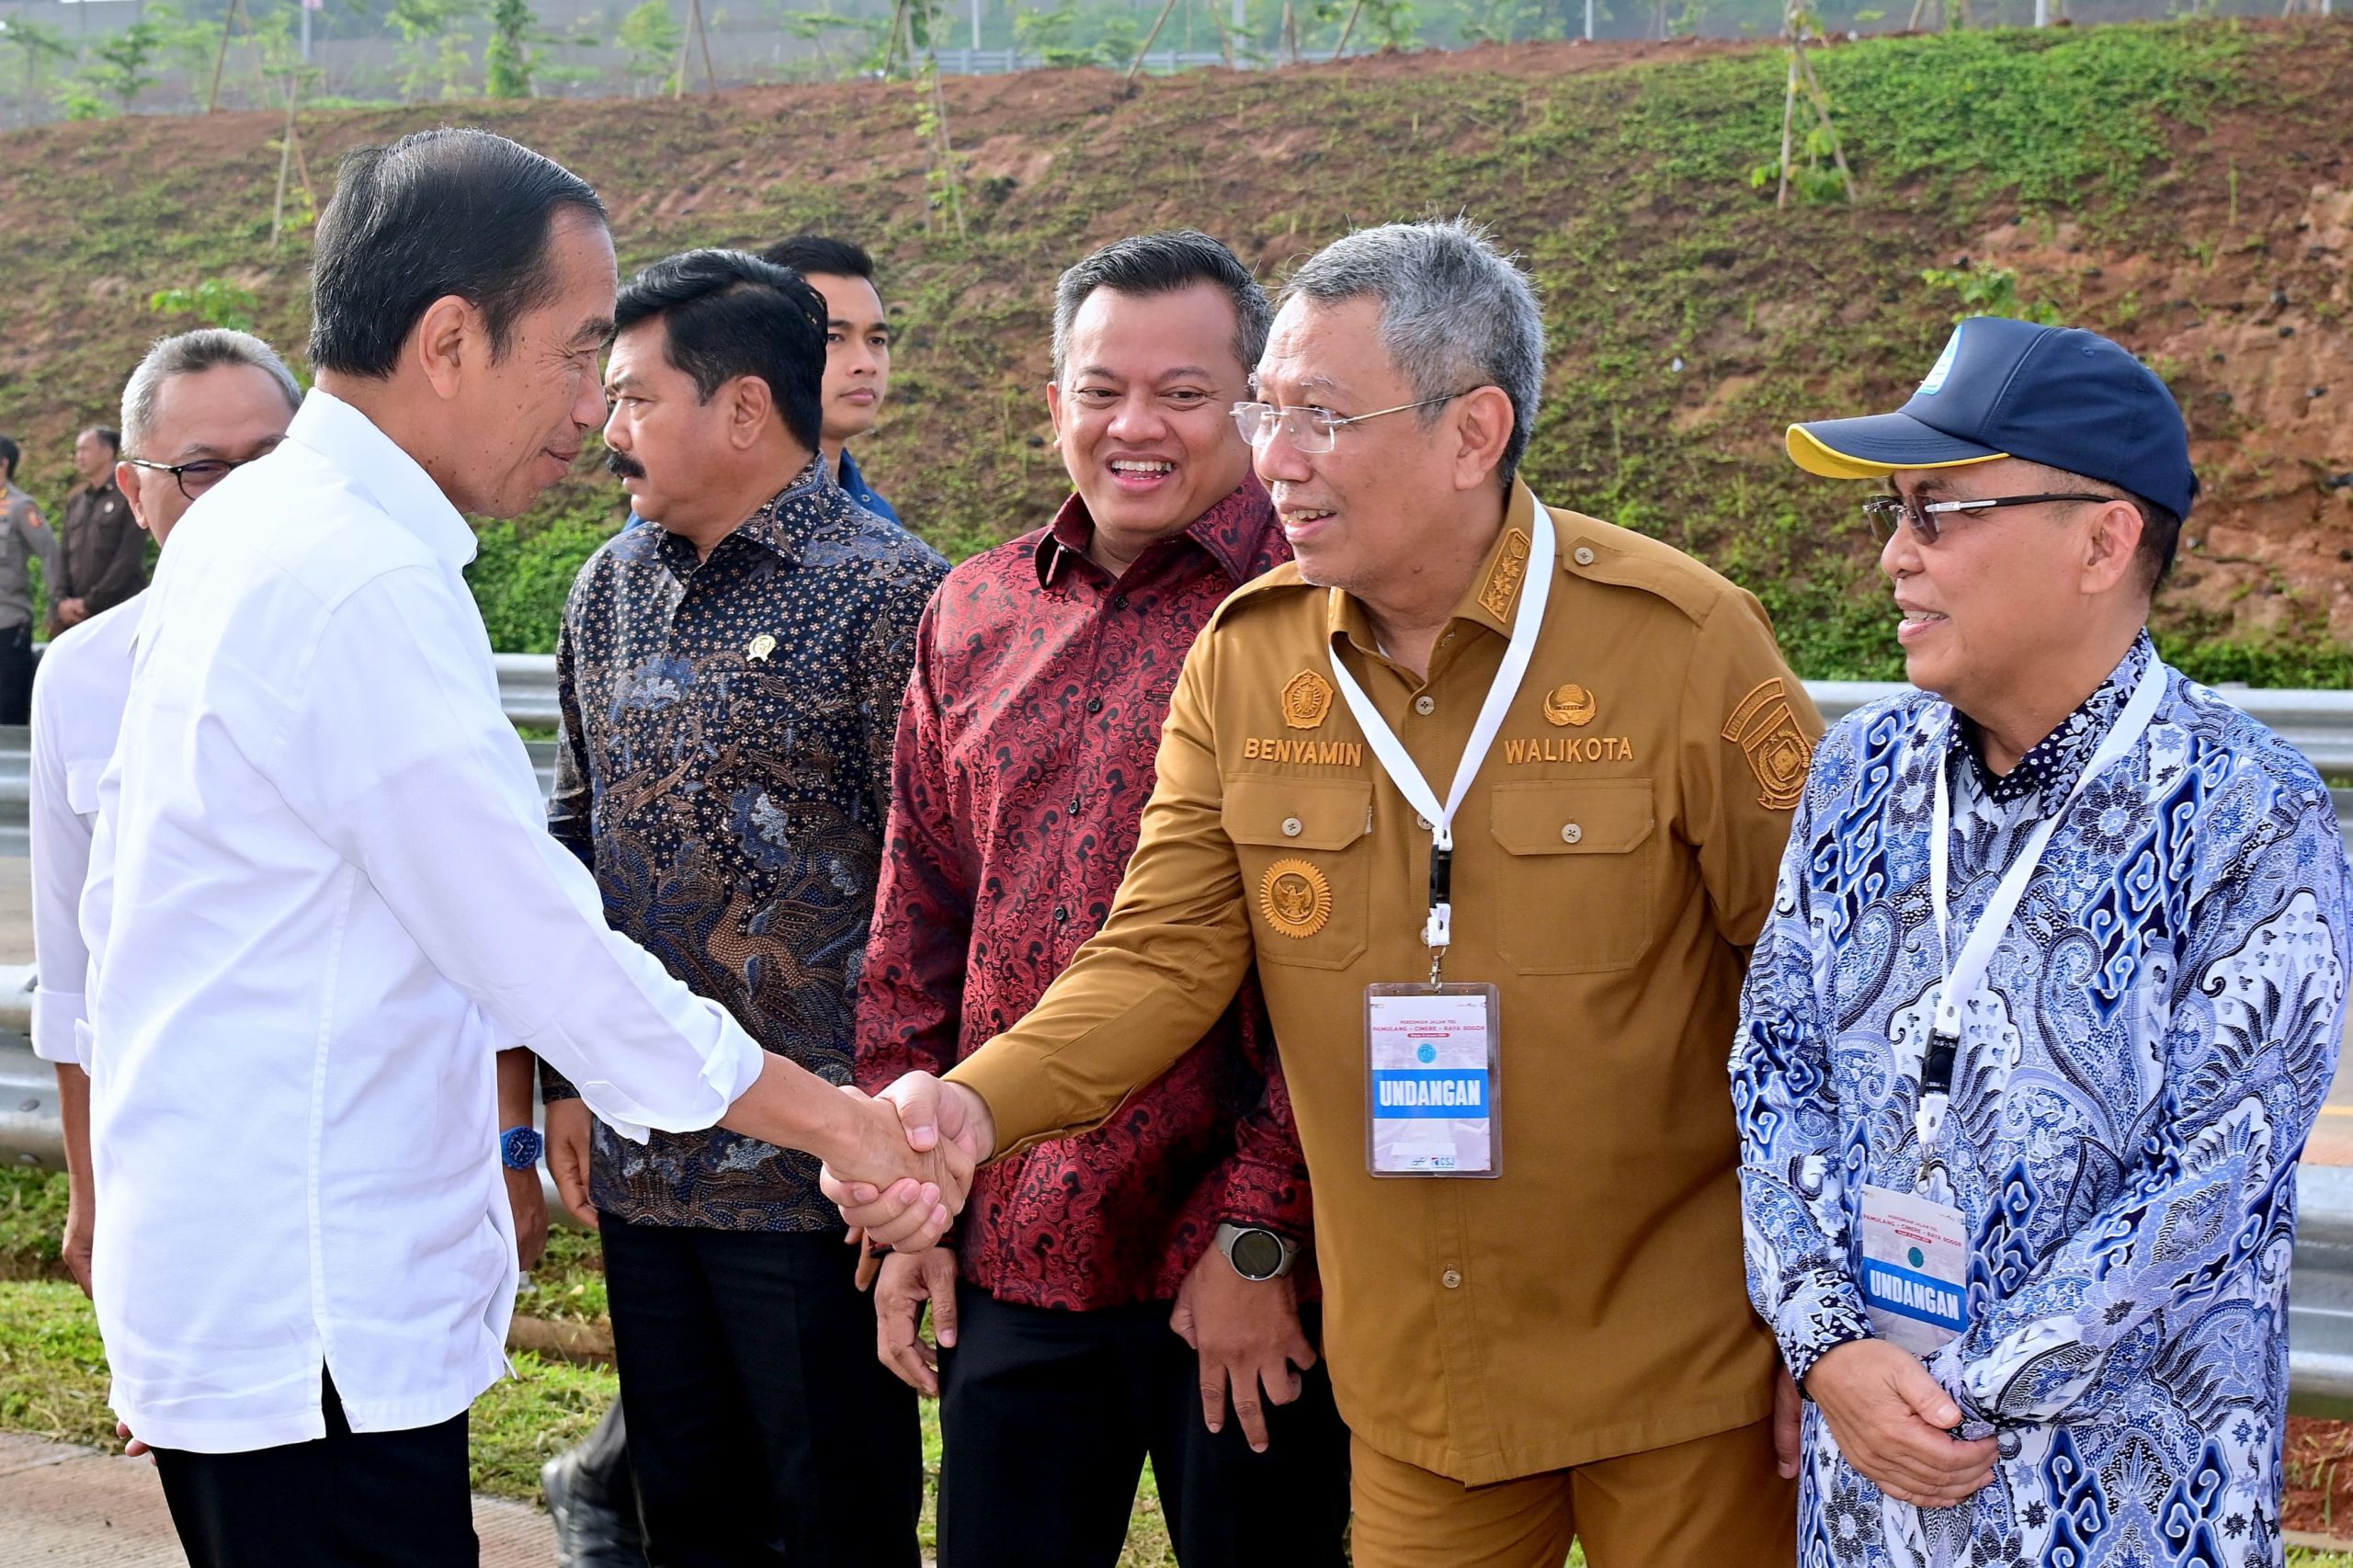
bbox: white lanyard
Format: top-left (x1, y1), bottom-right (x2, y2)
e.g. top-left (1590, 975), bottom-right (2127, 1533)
top-left (1915, 656), bottom-right (2166, 1175)
top-left (1327, 502), bottom-right (1556, 982)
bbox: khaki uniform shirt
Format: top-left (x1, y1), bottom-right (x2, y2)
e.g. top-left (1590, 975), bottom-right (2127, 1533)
top-left (952, 481), bottom-right (1823, 1485)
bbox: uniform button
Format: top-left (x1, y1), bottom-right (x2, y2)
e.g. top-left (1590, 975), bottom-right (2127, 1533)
top-left (1415, 813), bottom-right (1432, 831)
top-left (1441, 1268), bottom-right (1462, 1290)
top-left (1053, 905), bottom-right (1070, 923)
top-left (1281, 816), bottom-right (1303, 838)
top-left (1574, 546), bottom-right (1597, 566)
top-left (1414, 695), bottom-right (1435, 716)
top-left (1561, 822), bottom-right (1583, 845)
top-left (1086, 697), bottom-right (1103, 715)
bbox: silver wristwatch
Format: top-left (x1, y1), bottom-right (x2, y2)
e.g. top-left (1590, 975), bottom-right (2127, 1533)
top-left (1215, 1221), bottom-right (1299, 1281)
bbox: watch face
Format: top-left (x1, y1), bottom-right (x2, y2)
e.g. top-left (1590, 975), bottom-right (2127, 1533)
top-left (1230, 1228), bottom-right (1284, 1280)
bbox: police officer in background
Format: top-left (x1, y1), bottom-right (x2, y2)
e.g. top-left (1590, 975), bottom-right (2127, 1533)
top-left (53, 425), bottom-right (147, 633)
top-left (837, 217), bottom-right (1819, 1568)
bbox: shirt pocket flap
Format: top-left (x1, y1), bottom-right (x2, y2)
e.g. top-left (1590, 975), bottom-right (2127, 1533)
top-left (1487, 778), bottom-right (1654, 857)
top-left (1224, 775), bottom-right (1371, 851)
top-left (65, 759), bottom-right (104, 816)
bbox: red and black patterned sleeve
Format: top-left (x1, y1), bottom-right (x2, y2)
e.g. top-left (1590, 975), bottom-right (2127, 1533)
top-left (855, 596), bottom-right (973, 1092)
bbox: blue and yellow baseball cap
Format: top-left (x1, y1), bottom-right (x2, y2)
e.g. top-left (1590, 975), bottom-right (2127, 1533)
top-left (1787, 315), bottom-right (2199, 520)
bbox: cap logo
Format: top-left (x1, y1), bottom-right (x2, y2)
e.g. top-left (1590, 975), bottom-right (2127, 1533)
top-left (1917, 324), bottom-right (1963, 397)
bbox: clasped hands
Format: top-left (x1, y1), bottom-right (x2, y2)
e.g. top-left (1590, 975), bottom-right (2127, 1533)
top-left (819, 1072), bottom-right (998, 1250)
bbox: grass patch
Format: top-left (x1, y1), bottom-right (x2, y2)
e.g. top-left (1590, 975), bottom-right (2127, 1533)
top-left (0, 1168), bottom-right (71, 1275)
top-left (0, 1278), bottom-right (1196, 1563)
top-left (0, 22), bottom-right (2345, 683)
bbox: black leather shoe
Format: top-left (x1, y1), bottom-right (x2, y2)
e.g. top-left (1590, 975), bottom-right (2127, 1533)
top-left (542, 1443), bottom-right (650, 1568)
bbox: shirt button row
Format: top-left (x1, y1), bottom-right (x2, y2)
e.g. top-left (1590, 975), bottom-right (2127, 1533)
top-left (1086, 698), bottom-right (1103, 715)
top-left (1560, 823), bottom-right (1583, 845)
top-left (1414, 695), bottom-right (1436, 716)
top-left (1053, 905), bottom-right (1070, 924)
top-left (1067, 797), bottom-right (1083, 817)
top-left (1441, 1268), bottom-right (1462, 1290)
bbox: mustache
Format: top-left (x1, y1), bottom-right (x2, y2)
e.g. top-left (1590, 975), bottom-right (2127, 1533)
top-left (605, 449), bottom-right (645, 481)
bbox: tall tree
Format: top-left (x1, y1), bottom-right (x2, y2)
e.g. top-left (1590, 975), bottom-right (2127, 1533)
top-left (485, 0), bottom-right (534, 97)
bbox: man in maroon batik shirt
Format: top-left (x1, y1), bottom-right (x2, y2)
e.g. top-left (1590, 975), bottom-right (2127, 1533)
top-left (856, 231), bottom-right (1349, 1568)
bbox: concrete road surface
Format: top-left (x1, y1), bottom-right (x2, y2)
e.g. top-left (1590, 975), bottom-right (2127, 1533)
top-left (0, 1434), bottom-right (557, 1566)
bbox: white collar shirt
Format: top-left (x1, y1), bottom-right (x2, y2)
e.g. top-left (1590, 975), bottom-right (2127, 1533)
top-left (82, 389), bottom-right (767, 1453)
top-left (29, 592), bottom-right (143, 1064)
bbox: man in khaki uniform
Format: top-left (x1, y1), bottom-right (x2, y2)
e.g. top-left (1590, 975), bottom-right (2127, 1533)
top-left (835, 219), bottom-right (1817, 1566)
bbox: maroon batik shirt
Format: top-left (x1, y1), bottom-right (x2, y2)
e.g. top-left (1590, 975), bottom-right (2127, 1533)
top-left (856, 479), bottom-right (1313, 1311)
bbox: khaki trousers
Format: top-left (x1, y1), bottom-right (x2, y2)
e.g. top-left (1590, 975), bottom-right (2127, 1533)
top-left (1348, 1415), bottom-right (1797, 1568)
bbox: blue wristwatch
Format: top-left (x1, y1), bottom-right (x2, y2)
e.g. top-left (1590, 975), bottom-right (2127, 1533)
top-left (500, 1125), bottom-right (545, 1172)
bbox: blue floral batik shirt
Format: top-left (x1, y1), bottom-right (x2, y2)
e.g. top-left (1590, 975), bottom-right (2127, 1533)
top-left (1734, 631), bottom-right (2351, 1568)
top-left (541, 459), bottom-right (948, 1230)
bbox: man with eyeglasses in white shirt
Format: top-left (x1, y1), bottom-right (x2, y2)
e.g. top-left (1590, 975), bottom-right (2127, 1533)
top-left (78, 128), bottom-right (971, 1568)
top-left (30, 327), bottom-right (303, 1301)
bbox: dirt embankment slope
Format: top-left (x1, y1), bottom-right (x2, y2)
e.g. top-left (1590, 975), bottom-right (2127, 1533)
top-left (0, 19), bottom-right (2346, 676)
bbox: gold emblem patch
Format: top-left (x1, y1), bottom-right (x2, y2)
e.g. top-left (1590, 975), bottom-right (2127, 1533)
top-left (1542, 683), bottom-right (1597, 728)
top-left (746, 633), bottom-right (778, 664)
top-left (1281, 670), bottom-right (1335, 730)
top-left (1258, 858), bottom-right (1333, 939)
top-left (1476, 528), bottom-right (1533, 622)
top-left (1720, 678), bottom-right (1812, 810)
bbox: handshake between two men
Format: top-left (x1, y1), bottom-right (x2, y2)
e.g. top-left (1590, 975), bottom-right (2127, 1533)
top-left (808, 1072), bottom-right (1002, 1250)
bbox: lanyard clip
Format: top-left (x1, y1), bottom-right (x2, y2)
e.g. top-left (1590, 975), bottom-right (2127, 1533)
top-left (1423, 844), bottom-right (1453, 984)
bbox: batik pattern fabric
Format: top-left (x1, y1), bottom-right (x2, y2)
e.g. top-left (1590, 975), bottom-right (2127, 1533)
top-left (855, 482), bottom-right (1314, 1310)
top-left (543, 460), bottom-right (948, 1231)
top-left (1734, 631), bottom-right (2352, 1567)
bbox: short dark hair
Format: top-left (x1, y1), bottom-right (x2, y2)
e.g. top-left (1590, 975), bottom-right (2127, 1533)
top-left (615, 250), bottom-right (826, 454)
top-left (0, 436), bottom-right (19, 481)
top-left (82, 426), bottom-right (120, 456)
top-left (2123, 488), bottom-right (2184, 596)
top-left (1051, 230), bottom-right (1271, 381)
top-left (759, 235), bottom-right (875, 283)
top-left (310, 128), bottom-right (608, 380)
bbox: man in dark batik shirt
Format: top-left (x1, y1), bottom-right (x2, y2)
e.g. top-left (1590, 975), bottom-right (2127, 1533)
top-left (856, 232), bottom-right (1349, 1568)
top-left (539, 249), bottom-right (946, 1568)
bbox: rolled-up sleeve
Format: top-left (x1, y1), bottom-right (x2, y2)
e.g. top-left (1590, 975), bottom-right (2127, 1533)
top-left (265, 564), bottom-right (767, 1141)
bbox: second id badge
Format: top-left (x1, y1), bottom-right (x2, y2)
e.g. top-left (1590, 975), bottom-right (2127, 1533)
top-left (1858, 1184), bottom-right (1970, 1356)
top-left (1365, 983), bottom-right (1501, 1178)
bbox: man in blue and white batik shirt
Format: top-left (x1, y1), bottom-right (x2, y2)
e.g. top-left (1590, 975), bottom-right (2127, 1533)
top-left (1733, 315), bottom-right (2352, 1568)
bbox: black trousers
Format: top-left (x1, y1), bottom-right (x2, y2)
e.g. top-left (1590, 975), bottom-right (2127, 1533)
top-left (153, 1369), bottom-right (476, 1568)
top-left (600, 1214), bottom-right (922, 1568)
top-left (937, 1283), bottom-right (1352, 1568)
top-left (0, 622), bottom-right (34, 725)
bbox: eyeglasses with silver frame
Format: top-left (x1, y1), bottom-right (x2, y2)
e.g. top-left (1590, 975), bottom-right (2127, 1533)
top-left (1862, 490), bottom-right (2122, 547)
top-left (1229, 391), bottom-right (1479, 455)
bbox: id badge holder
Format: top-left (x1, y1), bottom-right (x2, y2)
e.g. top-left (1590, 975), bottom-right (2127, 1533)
top-left (1857, 1184), bottom-right (1970, 1355)
top-left (1365, 983), bottom-right (1502, 1178)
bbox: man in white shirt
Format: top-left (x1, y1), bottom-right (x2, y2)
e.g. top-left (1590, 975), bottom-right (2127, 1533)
top-left (80, 128), bottom-right (969, 1568)
top-left (30, 327), bottom-right (303, 1297)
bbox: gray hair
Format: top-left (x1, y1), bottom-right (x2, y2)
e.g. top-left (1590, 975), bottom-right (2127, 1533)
top-left (1051, 230), bottom-right (1272, 382)
top-left (1278, 218), bottom-right (1545, 488)
top-left (120, 329), bottom-right (302, 458)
